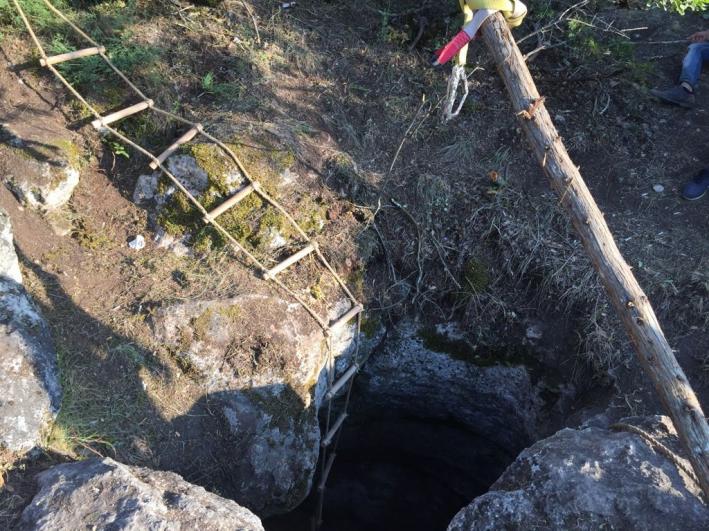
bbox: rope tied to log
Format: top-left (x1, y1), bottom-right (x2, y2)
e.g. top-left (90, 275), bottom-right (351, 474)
top-left (610, 422), bottom-right (703, 497)
top-left (440, 0), bottom-right (527, 122)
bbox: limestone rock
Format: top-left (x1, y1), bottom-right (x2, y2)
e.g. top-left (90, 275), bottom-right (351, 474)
top-left (0, 208), bottom-right (22, 283)
top-left (358, 323), bottom-right (541, 454)
top-left (151, 294), bottom-right (361, 515)
top-left (448, 415), bottom-right (708, 531)
top-left (0, 124), bottom-right (81, 212)
top-left (19, 457), bottom-right (264, 530)
top-left (6, 163), bottom-right (79, 211)
top-left (219, 386), bottom-right (320, 515)
top-left (0, 65), bottom-right (84, 213)
top-left (133, 153), bottom-right (240, 208)
top-left (318, 321), bottom-right (541, 530)
top-left (152, 294), bottom-right (325, 393)
top-left (0, 210), bottom-right (61, 452)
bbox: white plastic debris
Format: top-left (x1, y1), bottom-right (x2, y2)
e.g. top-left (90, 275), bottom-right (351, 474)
top-left (128, 234), bottom-right (146, 250)
top-left (652, 184), bottom-right (665, 193)
top-left (281, 1), bottom-right (296, 8)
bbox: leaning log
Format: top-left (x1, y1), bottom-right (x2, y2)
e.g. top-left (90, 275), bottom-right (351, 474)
top-left (479, 12), bottom-right (709, 498)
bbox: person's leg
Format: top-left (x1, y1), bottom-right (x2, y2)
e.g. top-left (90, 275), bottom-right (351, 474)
top-left (650, 43), bottom-right (709, 107)
top-left (679, 42), bottom-right (709, 89)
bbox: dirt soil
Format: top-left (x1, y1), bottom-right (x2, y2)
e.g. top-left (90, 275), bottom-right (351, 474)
top-left (1, 0), bottom-right (708, 527)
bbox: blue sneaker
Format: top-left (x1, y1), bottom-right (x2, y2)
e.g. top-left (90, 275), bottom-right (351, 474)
top-left (682, 169), bottom-right (709, 200)
top-left (650, 85), bottom-right (695, 108)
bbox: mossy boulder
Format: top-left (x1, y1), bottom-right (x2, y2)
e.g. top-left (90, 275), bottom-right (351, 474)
top-left (150, 293), bottom-right (361, 515)
top-left (134, 142), bottom-right (318, 255)
top-left (0, 125), bottom-right (84, 213)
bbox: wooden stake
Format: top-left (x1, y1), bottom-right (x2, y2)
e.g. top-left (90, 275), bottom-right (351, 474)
top-left (325, 364), bottom-right (359, 401)
top-left (321, 412), bottom-right (348, 447)
top-left (327, 304), bottom-right (364, 335)
top-left (480, 12), bottom-right (709, 498)
top-left (317, 452), bottom-right (337, 491)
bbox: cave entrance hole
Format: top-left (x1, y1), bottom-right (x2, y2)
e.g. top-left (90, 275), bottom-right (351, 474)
top-left (265, 390), bottom-right (530, 531)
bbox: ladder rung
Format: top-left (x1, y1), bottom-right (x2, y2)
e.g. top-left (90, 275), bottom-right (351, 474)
top-left (327, 304), bottom-right (363, 334)
top-left (263, 244), bottom-right (315, 280)
top-left (91, 100), bottom-right (153, 130)
top-left (150, 125), bottom-right (203, 170)
top-left (321, 412), bottom-right (348, 448)
top-left (325, 364), bottom-right (358, 401)
top-left (203, 183), bottom-right (255, 223)
top-left (317, 452), bottom-right (337, 492)
top-left (40, 46), bottom-right (105, 67)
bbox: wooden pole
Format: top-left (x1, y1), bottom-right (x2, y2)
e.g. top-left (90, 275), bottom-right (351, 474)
top-left (479, 12), bottom-right (709, 499)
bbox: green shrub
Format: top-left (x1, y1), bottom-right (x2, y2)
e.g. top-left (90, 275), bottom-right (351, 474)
top-left (648, 0), bottom-right (707, 15)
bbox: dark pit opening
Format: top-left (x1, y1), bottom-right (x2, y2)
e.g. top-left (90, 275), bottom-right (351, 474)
top-left (265, 407), bottom-right (526, 531)
top-left (265, 331), bottom-right (544, 531)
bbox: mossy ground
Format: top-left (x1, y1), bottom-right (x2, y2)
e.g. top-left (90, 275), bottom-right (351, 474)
top-left (156, 142), bottom-right (326, 256)
top-left (417, 326), bottom-right (531, 368)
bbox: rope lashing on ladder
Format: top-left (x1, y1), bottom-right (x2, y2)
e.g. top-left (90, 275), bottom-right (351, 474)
top-left (436, 0), bottom-right (527, 121)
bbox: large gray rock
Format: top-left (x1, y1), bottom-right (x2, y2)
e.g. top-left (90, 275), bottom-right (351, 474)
top-left (0, 125), bottom-right (81, 212)
top-left (19, 457), bottom-right (264, 530)
top-left (151, 294), bottom-right (361, 515)
top-left (0, 208), bottom-right (22, 283)
top-left (358, 322), bottom-right (541, 453)
top-left (152, 294), bottom-right (327, 393)
top-left (0, 210), bottom-right (61, 453)
top-left (0, 66), bottom-right (84, 214)
top-left (448, 415), bottom-right (708, 531)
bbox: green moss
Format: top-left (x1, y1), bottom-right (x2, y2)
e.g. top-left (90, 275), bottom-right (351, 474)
top-left (188, 304), bottom-right (241, 344)
top-left (418, 326), bottom-right (529, 367)
top-left (462, 258), bottom-right (490, 293)
top-left (53, 139), bottom-right (86, 170)
top-left (188, 143), bottom-right (237, 194)
top-left (418, 327), bottom-right (476, 362)
top-left (72, 218), bottom-right (112, 250)
top-left (217, 304), bottom-right (241, 322)
top-left (360, 315), bottom-right (380, 339)
top-left (295, 196), bottom-right (327, 235)
top-left (348, 267), bottom-right (366, 298)
top-left (157, 189), bottom-right (199, 237)
top-left (4, 138), bottom-right (85, 172)
top-left (191, 308), bottom-right (215, 343)
top-left (158, 142), bottom-right (298, 253)
top-left (310, 283), bottom-right (324, 300)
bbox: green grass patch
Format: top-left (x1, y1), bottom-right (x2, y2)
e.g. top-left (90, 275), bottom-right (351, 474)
top-left (0, 0), bottom-right (68, 33)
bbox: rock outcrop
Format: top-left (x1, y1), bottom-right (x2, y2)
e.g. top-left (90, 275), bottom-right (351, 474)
top-left (0, 61), bottom-right (85, 216)
top-left (152, 294), bottom-right (360, 515)
top-left (19, 457), bottom-right (264, 531)
top-left (448, 415), bottom-right (708, 531)
top-left (0, 209), bottom-right (61, 453)
top-left (0, 123), bottom-right (81, 213)
top-left (357, 322), bottom-right (541, 456)
top-left (133, 142), bottom-right (306, 254)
